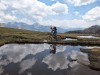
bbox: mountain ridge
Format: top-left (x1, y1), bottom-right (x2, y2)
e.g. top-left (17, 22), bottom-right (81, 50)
top-left (67, 25), bottom-right (100, 34)
top-left (0, 22), bottom-right (84, 33)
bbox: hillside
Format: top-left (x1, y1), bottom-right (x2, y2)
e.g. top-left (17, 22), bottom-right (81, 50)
top-left (67, 25), bottom-right (100, 34)
top-left (0, 27), bottom-right (100, 46)
top-left (83, 25), bottom-right (100, 34)
top-left (0, 26), bottom-right (48, 40)
top-left (0, 27), bottom-right (49, 46)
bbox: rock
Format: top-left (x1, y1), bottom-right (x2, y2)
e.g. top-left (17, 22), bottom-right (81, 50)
top-left (80, 47), bottom-right (100, 70)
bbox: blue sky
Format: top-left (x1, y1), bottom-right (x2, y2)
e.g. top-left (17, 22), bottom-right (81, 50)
top-left (0, 0), bottom-right (100, 28)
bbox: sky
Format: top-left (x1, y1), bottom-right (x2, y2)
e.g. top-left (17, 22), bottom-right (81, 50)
top-left (0, 0), bottom-right (100, 28)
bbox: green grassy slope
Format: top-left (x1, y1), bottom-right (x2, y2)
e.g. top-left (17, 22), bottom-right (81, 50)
top-left (0, 27), bottom-right (100, 46)
top-left (0, 27), bottom-right (49, 45)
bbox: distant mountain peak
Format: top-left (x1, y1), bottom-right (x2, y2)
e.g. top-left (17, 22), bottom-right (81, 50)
top-left (90, 25), bottom-right (100, 28)
top-left (33, 22), bottom-right (40, 25)
top-left (67, 25), bottom-right (100, 34)
top-left (7, 22), bottom-right (27, 25)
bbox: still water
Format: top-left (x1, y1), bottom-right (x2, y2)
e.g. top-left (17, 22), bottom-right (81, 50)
top-left (77, 36), bottom-right (100, 39)
top-left (0, 44), bottom-right (100, 75)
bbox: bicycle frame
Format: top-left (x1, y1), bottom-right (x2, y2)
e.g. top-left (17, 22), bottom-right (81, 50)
top-left (48, 33), bottom-right (62, 41)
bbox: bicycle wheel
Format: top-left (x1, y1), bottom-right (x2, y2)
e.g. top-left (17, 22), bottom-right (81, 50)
top-left (56, 35), bottom-right (62, 41)
top-left (47, 35), bottom-right (54, 41)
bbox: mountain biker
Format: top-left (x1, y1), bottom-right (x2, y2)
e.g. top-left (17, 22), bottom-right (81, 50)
top-left (50, 26), bottom-right (57, 40)
top-left (53, 27), bottom-right (57, 36)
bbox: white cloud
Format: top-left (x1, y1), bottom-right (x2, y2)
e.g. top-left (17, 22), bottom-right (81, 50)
top-left (0, 2), bottom-right (7, 10)
top-left (0, 0), bottom-right (68, 24)
top-left (0, 0), bottom-right (50, 23)
top-left (52, 2), bottom-right (68, 14)
top-left (0, 0), bottom-right (99, 28)
top-left (65, 0), bottom-right (96, 6)
top-left (74, 12), bottom-right (80, 15)
top-left (82, 6), bottom-right (100, 21)
top-left (0, 11), bottom-right (17, 23)
top-left (39, 19), bottom-right (100, 28)
top-left (4, 14), bottom-right (17, 21)
top-left (51, 0), bottom-right (55, 1)
top-left (0, 11), bottom-right (5, 17)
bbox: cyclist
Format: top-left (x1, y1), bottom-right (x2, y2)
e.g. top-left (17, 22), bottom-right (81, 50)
top-left (50, 26), bottom-right (57, 40)
top-left (53, 27), bottom-right (57, 36)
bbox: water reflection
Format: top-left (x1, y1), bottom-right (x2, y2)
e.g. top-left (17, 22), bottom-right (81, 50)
top-left (19, 58), bottom-right (37, 74)
top-left (49, 44), bottom-right (57, 54)
top-left (77, 36), bottom-right (100, 39)
top-left (0, 44), bottom-right (49, 63)
top-left (0, 44), bottom-right (49, 75)
top-left (0, 44), bottom-right (99, 75)
top-left (43, 44), bottom-right (89, 71)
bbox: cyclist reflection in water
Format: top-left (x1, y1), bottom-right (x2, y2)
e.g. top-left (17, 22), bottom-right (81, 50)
top-left (49, 44), bottom-right (56, 54)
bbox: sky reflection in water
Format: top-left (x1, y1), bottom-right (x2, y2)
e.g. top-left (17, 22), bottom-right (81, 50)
top-left (0, 44), bottom-right (100, 75)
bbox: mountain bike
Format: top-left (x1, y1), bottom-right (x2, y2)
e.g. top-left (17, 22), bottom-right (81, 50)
top-left (47, 34), bottom-right (62, 41)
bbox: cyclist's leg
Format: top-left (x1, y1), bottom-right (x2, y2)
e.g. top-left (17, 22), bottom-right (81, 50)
top-left (54, 35), bottom-right (57, 41)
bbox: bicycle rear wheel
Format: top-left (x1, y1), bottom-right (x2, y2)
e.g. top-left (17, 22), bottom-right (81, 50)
top-left (47, 36), bottom-right (54, 41)
top-left (56, 35), bottom-right (62, 41)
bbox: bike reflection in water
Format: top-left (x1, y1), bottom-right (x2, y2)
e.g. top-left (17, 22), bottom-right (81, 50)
top-left (49, 44), bottom-right (56, 54)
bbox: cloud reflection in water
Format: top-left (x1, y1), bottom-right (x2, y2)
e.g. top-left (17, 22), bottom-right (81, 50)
top-left (43, 46), bottom-right (90, 71)
top-left (0, 44), bottom-right (49, 63)
top-left (19, 58), bottom-right (37, 74)
top-left (0, 44), bottom-right (49, 74)
top-left (0, 44), bottom-right (91, 75)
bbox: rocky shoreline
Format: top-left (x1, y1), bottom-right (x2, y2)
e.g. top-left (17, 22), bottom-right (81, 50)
top-left (80, 47), bottom-right (100, 70)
